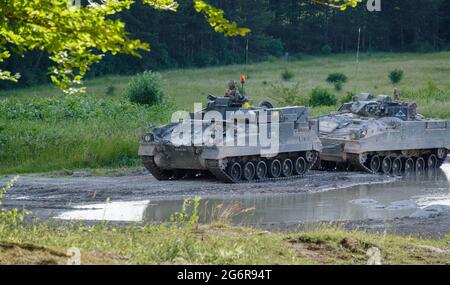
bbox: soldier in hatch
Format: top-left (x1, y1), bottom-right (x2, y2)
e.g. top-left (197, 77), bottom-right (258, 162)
top-left (224, 80), bottom-right (243, 101)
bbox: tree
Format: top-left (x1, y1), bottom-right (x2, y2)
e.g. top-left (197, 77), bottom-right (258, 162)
top-left (0, 0), bottom-right (360, 93)
top-left (0, 0), bottom-right (250, 93)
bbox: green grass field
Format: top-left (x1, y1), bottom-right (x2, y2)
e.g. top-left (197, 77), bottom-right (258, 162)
top-left (3, 52), bottom-right (450, 112)
top-left (1, 52), bottom-right (449, 174)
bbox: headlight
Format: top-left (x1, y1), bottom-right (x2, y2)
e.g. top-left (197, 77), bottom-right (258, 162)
top-left (360, 130), bottom-right (368, 138)
top-left (143, 134), bottom-right (154, 143)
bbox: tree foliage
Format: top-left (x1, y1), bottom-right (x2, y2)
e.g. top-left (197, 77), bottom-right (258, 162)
top-left (0, 0), bottom-right (361, 93)
top-left (0, 0), bottom-right (251, 93)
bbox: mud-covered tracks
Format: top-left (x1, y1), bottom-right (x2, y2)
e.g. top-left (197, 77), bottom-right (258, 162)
top-left (142, 151), bottom-right (319, 184)
top-left (354, 148), bottom-right (447, 176)
top-left (206, 151), bottom-right (319, 184)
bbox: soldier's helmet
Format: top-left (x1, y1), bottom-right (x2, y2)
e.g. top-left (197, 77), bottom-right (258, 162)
top-left (228, 80), bottom-right (236, 89)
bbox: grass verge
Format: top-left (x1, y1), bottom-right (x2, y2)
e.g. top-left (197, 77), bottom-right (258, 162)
top-left (0, 223), bottom-right (449, 265)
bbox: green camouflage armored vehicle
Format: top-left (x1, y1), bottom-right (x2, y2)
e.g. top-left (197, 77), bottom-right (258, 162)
top-left (139, 95), bottom-right (322, 183)
top-left (318, 93), bottom-right (450, 175)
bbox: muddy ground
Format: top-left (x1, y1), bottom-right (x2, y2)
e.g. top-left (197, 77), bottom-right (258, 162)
top-left (2, 170), bottom-right (394, 218)
top-left (2, 163), bottom-right (450, 239)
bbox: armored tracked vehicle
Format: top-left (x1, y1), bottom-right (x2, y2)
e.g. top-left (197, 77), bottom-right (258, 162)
top-left (139, 95), bottom-right (321, 183)
top-left (318, 93), bottom-right (450, 175)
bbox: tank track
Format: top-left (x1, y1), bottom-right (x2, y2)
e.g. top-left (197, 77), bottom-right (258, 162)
top-left (437, 157), bottom-right (447, 168)
top-left (347, 153), bottom-right (377, 174)
top-left (205, 152), bottom-right (319, 184)
top-left (142, 156), bottom-right (174, 180)
top-left (346, 150), bottom-right (447, 175)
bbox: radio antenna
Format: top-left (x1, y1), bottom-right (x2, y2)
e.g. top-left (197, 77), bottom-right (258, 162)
top-left (356, 27), bottom-right (361, 75)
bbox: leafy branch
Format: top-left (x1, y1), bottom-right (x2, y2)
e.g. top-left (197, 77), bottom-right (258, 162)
top-left (0, 0), bottom-right (361, 94)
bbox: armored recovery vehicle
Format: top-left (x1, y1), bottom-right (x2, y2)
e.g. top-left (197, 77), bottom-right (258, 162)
top-left (139, 95), bottom-right (321, 183)
top-left (318, 93), bottom-right (450, 175)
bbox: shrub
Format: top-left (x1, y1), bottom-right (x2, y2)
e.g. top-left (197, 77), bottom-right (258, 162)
top-left (334, 81), bottom-right (343, 91)
top-left (326, 73), bottom-right (348, 84)
top-left (125, 71), bottom-right (164, 106)
top-left (106, 85), bottom-right (116, 96)
top-left (292, 53), bottom-right (303, 61)
top-left (340, 92), bottom-right (355, 104)
top-left (389, 69), bottom-right (404, 85)
top-left (321, 44), bottom-right (332, 55)
top-left (309, 87), bottom-right (337, 107)
top-left (326, 73), bottom-right (348, 91)
top-left (0, 176), bottom-right (27, 227)
top-left (281, 69), bottom-right (294, 81)
top-left (403, 81), bottom-right (450, 102)
top-left (266, 38), bottom-right (284, 57)
top-left (270, 83), bottom-right (309, 106)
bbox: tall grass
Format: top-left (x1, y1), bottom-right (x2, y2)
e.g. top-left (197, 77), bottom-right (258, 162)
top-left (0, 95), bottom-right (175, 174)
top-left (403, 82), bottom-right (450, 118)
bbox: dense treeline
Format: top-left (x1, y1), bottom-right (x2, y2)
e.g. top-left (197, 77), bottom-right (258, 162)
top-left (2, 0), bottom-right (449, 89)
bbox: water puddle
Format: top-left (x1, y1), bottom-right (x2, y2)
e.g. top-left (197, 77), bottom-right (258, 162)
top-left (56, 164), bottom-right (450, 224)
top-left (57, 200), bottom-right (150, 222)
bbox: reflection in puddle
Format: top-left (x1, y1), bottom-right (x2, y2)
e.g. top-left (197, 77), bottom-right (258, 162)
top-left (143, 168), bottom-right (450, 225)
top-left (57, 200), bottom-right (150, 221)
top-left (56, 164), bottom-right (450, 224)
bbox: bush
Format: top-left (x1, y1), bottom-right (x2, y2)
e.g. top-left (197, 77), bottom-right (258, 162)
top-left (326, 73), bottom-right (348, 91)
top-left (326, 73), bottom-right (348, 84)
top-left (321, 45), bottom-right (332, 55)
top-left (269, 83), bottom-right (309, 106)
top-left (334, 82), bottom-right (343, 91)
top-left (292, 53), bottom-right (303, 61)
top-left (309, 87), bottom-right (337, 107)
top-left (281, 69), bottom-right (294, 81)
top-left (340, 92), bottom-right (355, 104)
top-left (125, 71), bottom-right (164, 106)
top-left (389, 69), bottom-right (404, 85)
top-left (106, 85), bottom-right (116, 96)
top-left (266, 38), bottom-right (285, 57)
top-left (403, 81), bottom-right (450, 102)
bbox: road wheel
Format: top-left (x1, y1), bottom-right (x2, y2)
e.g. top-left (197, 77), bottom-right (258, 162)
top-left (305, 151), bottom-right (315, 163)
top-left (243, 162), bottom-right (256, 181)
top-left (359, 153), bottom-right (368, 165)
top-left (437, 148), bottom-right (447, 160)
top-left (295, 157), bottom-right (307, 175)
top-left (381, 157), bottom-right (392, 175)
top-left (392, 157), bottom-right (402, 176)
top-left (282, 159), bottom-right (294, 177)
top-left (427, 154), bottom-right (438, 169)
top-left (404, 158), bottom-right (414, 173)
top-left (415, 157), bottom-right (425, 172)
top-left (228, 162), bottom-right (242, 182)
top-left (268, 159), bottom-right (282, 178)
top-left (369, 155), bottom-right (381, 173)
top-left (256, 161), bottom-right (268, 180)
top-left (259, 101), bottom-right (274, 109)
